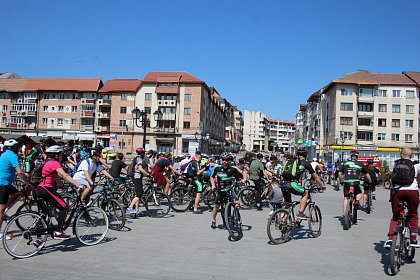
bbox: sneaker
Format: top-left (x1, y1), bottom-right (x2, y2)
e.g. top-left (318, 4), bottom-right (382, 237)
top-left (126, 207), bottom-right (136, 214)
top-left (211, 221), bottom-right (217, 229)
top-left (256, 207), bottom-right (263, 211)
top-left (53, 231), bottom-right (71, 240)
top-left (33, 238), bottom-right (46, 249)
top-left (410, 240), bottom-right (420, 248)
top-left (384, 240), bottom-right (392, 249)
top-left (193, 209), bottom-right (203, 214)
top-left (269, 210), bottom-right (274, 215)
top-left (296, 212), bottom-right (309, 220)
top-left (372, 194), bottom-right (376, 200)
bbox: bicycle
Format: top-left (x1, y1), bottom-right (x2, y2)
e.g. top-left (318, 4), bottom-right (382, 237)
top-left (343, 184), bottom-right (358, 230)
top-left (389, 201), bottom-right (416, 275)
top-left (2, 186), bottom-right (109, 259)
top-left (216, 181), bottom-right (243, 241)
top-left (364, 185), bottom-right (374, 214)
top-left (238, 177), bottom-right (273, 209)
top-left (267, 185), bottom-right (322, 244)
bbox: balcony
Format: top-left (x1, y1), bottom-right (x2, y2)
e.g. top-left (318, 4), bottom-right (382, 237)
top-left (95, 126), bottom-right (110, 132)
top-left (80, 111), bottom-right (95, 118)
top-left (96, 112), bottom-right (110, 118)
top-left (161, 113), bottom-right (176, 121)
top-left (81, 98), bottom-right (95, 104)
top-left (80, 125), bottom-right (94, 131)
top-left (158, 100), bottom-right (177, 107)
top-left (97, 99), bottom-right (111, 106)
top-left (154, 127), bottom-right (177, 135)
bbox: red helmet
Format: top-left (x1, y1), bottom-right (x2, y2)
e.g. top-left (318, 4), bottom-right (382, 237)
top-left (136, 147), bottom-right (145, 153)
top-left (350, 150), bottom-right (359, 157)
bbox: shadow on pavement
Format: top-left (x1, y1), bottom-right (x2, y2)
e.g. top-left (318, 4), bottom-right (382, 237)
top-left (36, 236), bottom-right (117, 256)
top-left (374, 240), bottom-right (392, 276)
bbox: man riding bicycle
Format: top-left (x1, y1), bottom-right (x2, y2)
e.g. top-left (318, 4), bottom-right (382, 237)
top-left (363, 158), bottom-right (379, 208)
top-left (280, 148), bottom-right (325, 220)
top-left (24, 139), bottom-right (46, 174)
top-left (210, 152), bottom-right (247, 229)
top-left (338, 150), bottom-right (371, 217)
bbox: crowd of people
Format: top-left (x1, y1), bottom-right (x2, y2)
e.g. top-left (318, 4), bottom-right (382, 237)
top-left (0, 138), bottom-right (418, 254)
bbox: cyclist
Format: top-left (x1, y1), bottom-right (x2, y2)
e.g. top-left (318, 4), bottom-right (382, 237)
top-left (280, 148), bottom-right (325, 220)
top-left (326, 160), bottom-right (334, 185)
top-left (24, 139), bottom-right (46, 174)
top-left (32, 145), bottom-right (83, 240)
top-left (249, 153), bottom-right (272, 210)
top-left (72, 149), bottom-right (114, 203)
top-left (189, 151), bottom-right (208, 214)
top-left (363, 158), bottom-right (380, 209)
top-left (108, 153), bottom-right (128, 179)
top-left (210, 152), bottom-right (247, 229)
top-left (0, 139), bottom-right (29, 239)
top-left (338, 150), bottom-right (371, 217)
top-left (384, 148), bottom-right (420, 248)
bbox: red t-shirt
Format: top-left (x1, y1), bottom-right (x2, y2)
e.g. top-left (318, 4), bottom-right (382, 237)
top-left (38, 159), bottom-right (61, 187)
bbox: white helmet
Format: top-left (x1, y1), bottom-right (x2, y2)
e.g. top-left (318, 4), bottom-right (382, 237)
top-left (45, 145), bottom-right (64, 154)
top-left (4, 139), bottom-right (19, 147)
top-left (313, 158), bottom-right (318, 162)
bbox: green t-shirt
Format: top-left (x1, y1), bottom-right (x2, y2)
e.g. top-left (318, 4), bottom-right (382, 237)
top-left (248, 159), bottom-right (264, 180)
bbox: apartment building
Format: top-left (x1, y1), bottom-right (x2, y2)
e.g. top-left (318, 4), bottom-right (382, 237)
top-left (225, 106), bottom-right (243, 152)
top-left (267, 118), bottom-right (296, 153)
top-left (298, 70), bottom-right (420, 164)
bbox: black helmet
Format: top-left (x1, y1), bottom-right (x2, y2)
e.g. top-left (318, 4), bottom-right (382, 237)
top-left (367, 158), bottom-right (374, 165)
top-left (296, 148), bottom-right (307, 157)
top-left (91, 149), bottom-right (101, 157)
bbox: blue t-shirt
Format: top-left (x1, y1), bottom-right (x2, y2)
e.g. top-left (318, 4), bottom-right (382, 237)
top-left (0, 150), bottom-right (20, 185)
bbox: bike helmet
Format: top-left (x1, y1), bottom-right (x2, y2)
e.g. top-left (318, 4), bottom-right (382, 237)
top-left (4, 139), bottom-right (19, 147)
top-left (296, 148), bottom-right (307, 157)
top-left (45, 145), bottom-right (64, 154)
top-left (91, 149), bottom-right (101, 157)
top-left (220, 151), bottom-right (233, 161)
top-left (367, 158), bottom-right (374, 165)
top-left (350, 150), bottom-right (359, 157)
top-left (95, 144), bottom-right (104, 151)
top-left (136, 147), bottom-right (145, 154)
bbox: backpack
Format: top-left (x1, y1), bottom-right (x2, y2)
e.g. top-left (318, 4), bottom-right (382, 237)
top-left (30, 159), bottom-right (50, 186)
top-left (281, 157), bottom-right (300, 181)
top-left (180, 159), bottom-right (192, 173)
top-left (186, 161), bottom-right (196, 178)
top-left (392, 159), bottom-right (415, 188)
top-left (126, 156), bottom-right (139, 178)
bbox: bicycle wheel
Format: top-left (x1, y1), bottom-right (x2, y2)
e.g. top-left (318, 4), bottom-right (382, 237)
top-left (390, 230), bottom-right (404, 275)
top-left (308, 204), bottom-right (322, 238)
top-left (366, 192), bottom-right (372, 214)
top-left (145, 191), bottom-right (171, 218)
top-left (404, 227), bottom-right (416, 261)
top-left (203, 188), bottom-right (216, 210)
top-left (74, 206), bottom-right (108, 246)
top-left (2, 211), bottom-right (47, 259)
top-left (267, 209), bottom-right (293, 244)
top-left (238, 187), bottom-right (256, 209)
top-left (224, 202), bottom-right (243, 241)
top-left (343, 200), bottom-right (352, 230)
top-left (170, 186), bottom-right (191, 212)
top-left (352, 202), bottom-right (358, 224)
top-left (101, 198), bottom-right (126, 231)
top-left (15, 200), bottom-right (41, 230)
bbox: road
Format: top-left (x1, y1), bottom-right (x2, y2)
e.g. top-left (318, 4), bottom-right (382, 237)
top-left (1, 185), bottom-right (419, 280)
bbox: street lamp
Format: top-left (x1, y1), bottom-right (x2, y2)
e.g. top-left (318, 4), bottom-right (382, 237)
top-left (194, 132), bottom-right (210, 152)
top-left (132, 107), bottom-right (163, 149)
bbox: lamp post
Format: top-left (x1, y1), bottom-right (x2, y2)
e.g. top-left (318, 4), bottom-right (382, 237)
top-left (132, 107), bottom-right (163, 149)
top-left (194, 132), bottom-right (210, 152)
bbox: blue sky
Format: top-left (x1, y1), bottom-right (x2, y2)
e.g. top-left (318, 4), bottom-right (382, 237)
top-left (2, 0), bottom-right (420, 120)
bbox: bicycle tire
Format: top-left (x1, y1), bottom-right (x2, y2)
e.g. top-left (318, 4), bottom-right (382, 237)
top-left (267, 209), bottom-right (292, 244)
top-left (390, 230), bottom-right (403, 275)
top-left (308, 204), bottom-right (322, 238)
top-left (15, 200), bottom-right (41, 230)
top-left (224, 202), bottom-right (243, 241)
top-left (74, 206), bottom-right (108, 246)
top-left (145, 191), bottom-right (171, 218)
top-left (366, 192), bottom-right (372, 214)
top-left (101, 198), bottom-right (126, 231)
top-left (343, 199), bottom-right (352, 230)
top-left (2, 211), bottom-right (47, 259)
top-left (352, 202), bottom-right (358, 225)
top-left (170, 186), bottom-right (191, 212)
top-left (203, 188), bottom-right (216, 210)
top-left (238, 187), bottom-right (256, 209)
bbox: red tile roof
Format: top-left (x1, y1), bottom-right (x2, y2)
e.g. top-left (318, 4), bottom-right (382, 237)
top-left (403, 71), bottom-right (420, 85)
top-left (99, 79), bottom-right (142, 92)
top-left (0, 79), bottom-right (29, 92)
top-left (143, 71), bottom-right (203, 83)
top-left (26, 78), bottom-right (102, 91)
top-left (333, 70), bottom-right (415, 85)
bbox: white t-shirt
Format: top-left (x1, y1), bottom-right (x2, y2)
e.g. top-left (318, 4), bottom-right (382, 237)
top-left (311, 161), bottom-right (319, 172)
top-left (73, 158), bottom-right (104, 186)
top-left (396, 162), bottom-right (420, 191)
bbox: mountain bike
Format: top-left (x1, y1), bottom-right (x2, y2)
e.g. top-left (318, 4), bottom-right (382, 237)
top-left (343, 184), bottom-right (358, 230)
top-left (267, 185), bottom-right (322, 244)
top-left (389, 201), bottom-right (416, 275)
top-left (2, 186), bottom-right (109, 259)
top-left (217, 181), bottom-right (243, 241)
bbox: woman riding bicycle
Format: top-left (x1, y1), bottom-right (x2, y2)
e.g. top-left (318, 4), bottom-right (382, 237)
top-left (32, 145), bottom-right (83, 240)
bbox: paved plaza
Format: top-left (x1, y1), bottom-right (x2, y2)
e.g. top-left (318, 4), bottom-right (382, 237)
top-left (1, 185), bottom-right (419, 280)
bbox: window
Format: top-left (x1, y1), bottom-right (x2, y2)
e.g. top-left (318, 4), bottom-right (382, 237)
top-left (406, 90), bottom-right (415, 99)
top-left (377, 133), bottom-right (386, 141)
top-left (341, 89), bottom-right (353, 96)
top-left (340, 117), bottom-right (352, 125)
top-left (359, 88), bottom-right (374, 97)
top-left (184, 108), bottom-right (192, 115)
top-left (145, 93), bottom-right (152, 100)
top-left (358, 103), bottom-right (373, 112)
top-left (378, 104), bottom-right (387, 112)
top-left (58, 106), bottom-right (64, 112)
top-left (405, 120), bottom-right (414, 128)
top-left (120, 107), bottom-right (127, 114)
top-left (405, 134), bottom-right (413, 142)
top-left (391, 119), bottom-right (400, 127)
top-left (391, 134), bottom-right (400, 141)
top-left (378, 90), bottom-right (387, 97)
top-left (182, 141), bottom-right (189, 153)
top-left (406, 105), bottom-right (414, 114)
top-left (42, 118), bottom-right (47, 124)
top-left (118, 141), bottom-right (126, 149)
top-left (357, 131), bottom-right (373, 141)
top-left (341, 131), bottom-right (353, 140)
top-left (340, 103), bottom-right (353, 111)
top-left (392, 90), bottom-right (401, 98)
top-left (71, 119), bottom-right (76, 125)
top-left (72, 93), bottom-right (78, 99)
top-left (358, 118), bottom-right (371, 126)
top-left (2, 105), bottom-right (7, 111)
top-left (160, 107), bottom-right (176, 114)
top-left (145, 107), bottom-right (151, 114)
top-left (71, 106), bottom-right (77, 113)
top-left (119, 120), bottom-right (127, 127)
top-left (43, 106), bottom-right (48, 112)
top-left (158, 94), bottom-right (177, 101)
top-left (378, 118), bottom-right (387, 127)
top-left (121, 93), bottom-right (129, 100)
top-left (57, 118), bottom-right (63, 125)
top-left (392, 104), bottom-right (401, 113)
top-left (185, 93), bottom-right (192, 101)
top-left (183, 121), bottom-right (190, 129)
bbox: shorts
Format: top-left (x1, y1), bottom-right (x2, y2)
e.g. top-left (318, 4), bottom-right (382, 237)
top-left (280, 181), bottom-right (305, 203)
top-left (151, 171), bottom-right (167, 187)
top-left (343, 182), bottom-right (363, 198)
top-left (24, 161), bottom-right (35, 173)
top-left (0, 184), bottom-right (18, 204)
top-left (214, 189), bottom-right (228, 205)
top-left (363, 182), bottom-right (377, 192)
